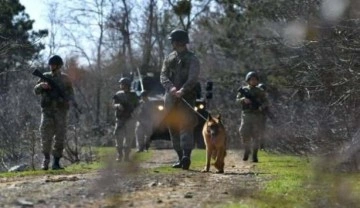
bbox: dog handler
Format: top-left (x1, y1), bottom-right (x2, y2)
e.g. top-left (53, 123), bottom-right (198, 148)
top-left (236, 71), bottom-right (269, 162)
top-left (160, 29), bottom-right (200, 170)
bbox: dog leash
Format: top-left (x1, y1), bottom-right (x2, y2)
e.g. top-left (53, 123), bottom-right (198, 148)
top-left (181, 98), bottom-right (207, 121)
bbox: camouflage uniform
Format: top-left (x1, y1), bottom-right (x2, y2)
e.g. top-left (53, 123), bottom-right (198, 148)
top-left (34, 70), bottom-right (74, 169)
top-left (236, 84), bottom-right (268, 162)
top-left (135, 95), bottom-right (154, 152)
top-left (113, 89), bottom-right (139, 161)
top-left (160, 49), bottom-right (200, 169)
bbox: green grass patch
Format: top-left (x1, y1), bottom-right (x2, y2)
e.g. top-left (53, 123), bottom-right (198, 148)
top-left (0, 147), bottom-right (153, 178)
top-left (227, 151), bottom-right (360, 208)
top-left (252, 152), bottom-right (314, 208)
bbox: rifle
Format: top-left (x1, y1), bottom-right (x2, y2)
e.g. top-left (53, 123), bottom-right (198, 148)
top-left (32, 69), bottom-right (82, 114)
top-left (136, 67), bottom-right (144, 92)
top-left (238, 87), bottom-right (275, 121)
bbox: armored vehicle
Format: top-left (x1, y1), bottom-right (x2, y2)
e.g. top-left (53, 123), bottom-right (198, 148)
top-left (131, 72), bottom-right (211, 149)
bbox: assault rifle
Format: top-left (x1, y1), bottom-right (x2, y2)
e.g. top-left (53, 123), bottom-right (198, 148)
top-left (238, 87), bottom-right (275, 121)
top-left (32, 69), bottom-right (82, 114)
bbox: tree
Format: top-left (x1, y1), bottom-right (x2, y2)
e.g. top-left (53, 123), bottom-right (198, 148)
top-left (0, 0), bottom-right (48, 91)
top-left (194, 0), bottom-right (360, 160)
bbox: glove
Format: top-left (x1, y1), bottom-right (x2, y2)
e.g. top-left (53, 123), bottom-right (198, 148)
top-left (114, 104), bottom-right (124, 111)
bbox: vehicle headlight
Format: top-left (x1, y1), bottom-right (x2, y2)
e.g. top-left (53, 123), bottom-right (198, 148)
top-left (194, 106), bottom-right (198, 111)
top-left (158, 105), bottom-right (164, 111)
top-left (198, 104), bottom-right (205, 109)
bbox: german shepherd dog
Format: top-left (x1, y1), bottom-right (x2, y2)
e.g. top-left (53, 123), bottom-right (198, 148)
top-left (202, 114), bottom-right (227, 173)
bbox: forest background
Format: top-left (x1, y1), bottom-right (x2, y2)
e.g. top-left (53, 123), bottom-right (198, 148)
top-left (0, 0), bottom-right (359, 172)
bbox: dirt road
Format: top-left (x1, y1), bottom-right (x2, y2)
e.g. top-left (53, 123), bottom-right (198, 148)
top-left (0, 149), bottom-right (262, 208)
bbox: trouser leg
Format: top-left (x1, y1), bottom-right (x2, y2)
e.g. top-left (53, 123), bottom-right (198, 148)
top-left (243, 139), bottom-right (251, 161)
top-left (123, 119), bottom-right (135, 161)
top-left (179, 128), bottom-right (194, 170)
top-left (169, 128), bottom-right (183, 168)
top-left (114, 121), bottom-right (125, 162)
top-left (52, 156), bottom-right (64, 170)
top-left (135, 122), bottom-right (144, 152)
top-left (42, 153), bottom-right (50, 170)
top-left (53, 112), bottom-right (67, 159)
top-left (252, 136), bottom-right (260, 162)
top-left (40, 113), bottom-right (55, 170)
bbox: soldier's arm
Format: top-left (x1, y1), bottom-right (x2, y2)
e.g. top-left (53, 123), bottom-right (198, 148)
top-left (34, 78), bottom-right (48, 95)
top-left (236, 92), bottom-right (246, 104)
top-left (180, 55), bottom-right (200, 94)
top-left (160, 57), bottom-right (175, 92)
top-left (112, 94), bottom-right (123, 110)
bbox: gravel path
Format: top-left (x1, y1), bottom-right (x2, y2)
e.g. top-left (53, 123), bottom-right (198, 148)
top-left (0, 149), bottom-right (262, 208)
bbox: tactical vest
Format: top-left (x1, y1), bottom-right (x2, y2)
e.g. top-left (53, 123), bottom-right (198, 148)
top-left (39, 72), bottom-right (72, 109)
top-left (165, 51), bottom-right (197, 101)
top-left (114, 91), bottom-right (139, 119)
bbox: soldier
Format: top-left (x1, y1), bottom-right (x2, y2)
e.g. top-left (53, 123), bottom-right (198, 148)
top-left (160, 29), bottom-right (200, 170)
top-left (135, 90), bottom-right (153, 152)
top-left (34, 55), bottom-right (74, 170)
top-left (236, 71), bottom-right (269, 162)
top-left (113, 77), bottom-right (139, 162)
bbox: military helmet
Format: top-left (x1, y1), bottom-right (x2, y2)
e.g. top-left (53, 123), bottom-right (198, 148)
top-left (245, 71), bottom-right (259, 82)
top-left (48, 55), bottom-right (63, 66)
top-left (118, 77), bottom-right (131, 86)
top-left (168, 29), bottom-right (189, 43)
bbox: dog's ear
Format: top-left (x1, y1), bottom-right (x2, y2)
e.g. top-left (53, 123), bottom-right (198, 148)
top-left (215, 114), bottom-right (221, 121)
top-left (207, 113), bottom-right (212, 121)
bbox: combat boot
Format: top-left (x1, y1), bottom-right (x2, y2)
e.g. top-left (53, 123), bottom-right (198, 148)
top-left (181, 149), bottom-right (192, 170)
top-left (172, 150), bottom-right (183, 168)
top-left (243, 148), bottom-right (250, 161)
top-left (116, 148), bottom-right (123, 162)
top-left (52, 157), bottom-right (64, 170)
top-left (41, 153), bottom-right (50, 170)
top-left (252, 148), bottom-right (259, 163)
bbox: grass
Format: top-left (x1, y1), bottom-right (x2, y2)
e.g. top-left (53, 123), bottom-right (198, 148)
top-left (0, 147), bottom-right (153, 178)
top-left (249, 152), bottom-right (315, 208)
top-left (225, 151), bottom-right (360, 208)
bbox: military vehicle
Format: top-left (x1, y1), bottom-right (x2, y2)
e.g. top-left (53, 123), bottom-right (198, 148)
top-left (131, 72), bottom-right (212, 149)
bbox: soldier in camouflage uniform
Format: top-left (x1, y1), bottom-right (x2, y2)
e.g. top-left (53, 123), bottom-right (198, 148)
top-left (160, 29), bottom-right (200, 170)
top-left (135, 90), bottom-right (153, 152)
top-left (236, 71), bottom-right (268, 162)
top-left (34, 55), bottom-right (74, 170)
top-left (113, 77), bottom-right (139, 162)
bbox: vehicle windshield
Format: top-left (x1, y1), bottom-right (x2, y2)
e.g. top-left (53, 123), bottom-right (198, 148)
top-left (132, 74), bottom-right (165, 96)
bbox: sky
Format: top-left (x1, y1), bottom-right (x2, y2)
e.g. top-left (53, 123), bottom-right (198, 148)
top-left (20, 0), bottom-right (53, 61)
top-left (20, 0), bottom-right (48, 31)
top-left (18, 0), bottom-right (161, 65)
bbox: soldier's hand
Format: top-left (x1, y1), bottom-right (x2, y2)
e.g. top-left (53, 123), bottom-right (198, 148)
top-left (41, 82), bottom-right (51, 90)
top-left (243, 98), bottom-right (252, 104)
top-left (114, 104), bottom-right (124, 111)
top-left (175, 89), bottom-right (184, 98)
top-left (170, 87), bottom-right (177, 96)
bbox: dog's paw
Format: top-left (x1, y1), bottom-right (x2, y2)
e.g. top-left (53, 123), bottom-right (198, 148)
top-left (201, 168), bottom-right (209, 173)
